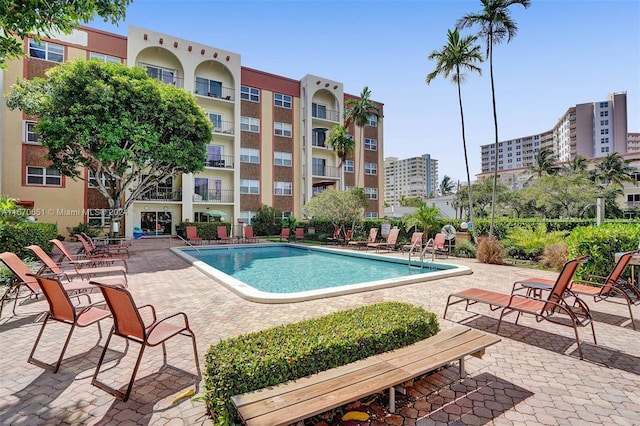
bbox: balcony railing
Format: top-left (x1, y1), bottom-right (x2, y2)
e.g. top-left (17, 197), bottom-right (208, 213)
top-left (205, 154), bottom-right (234, 169)
top-left (625, 201), bottom-right (640, 209)
top-left (194, 83), bottom-right (235, 101)
top-left (212, 120), bottom-right (235, 135)
top-left (137, 188), bottom-right (182, 201)
top-left (139, 63), bottom-right (184, 88)
top-left (193, 189), bottom-right (234, 203)
top-left (312, 165), bottom-right (341, 178)
top-left (306, 107), bottom-right (340, 122)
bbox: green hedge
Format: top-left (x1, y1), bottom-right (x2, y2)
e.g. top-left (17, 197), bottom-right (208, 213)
top-left (566, 223), bottom-right (640, 280)
top-left (177, 221), bottom-right (230, 241)
top-left (204, 302), bottom-right (439, 424)
top-left (473, 218), bottom-right (640, 240)
top-left (0, 222), bottom-right (58, 258)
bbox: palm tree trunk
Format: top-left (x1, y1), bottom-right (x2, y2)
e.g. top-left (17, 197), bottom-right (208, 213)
top-left (356, 125), bottom-right (364, 188)
top-left (488, 35), bottom-right (499, 238)
top-left (456, 69), bottom-right (476, 240)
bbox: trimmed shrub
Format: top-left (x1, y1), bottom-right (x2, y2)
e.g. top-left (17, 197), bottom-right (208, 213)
top-left (453, 240), bottom-right (476, 258)
top-left (476, 236), bottom-right (504, 265)
top-left (203, 302), bottom-right (439, 425)
top-left (0, 222), bottom-right (58, 258)
top-left (178, 221), bottom-right (230, 241)
top-left (502, 224), bottom-right (567, 261)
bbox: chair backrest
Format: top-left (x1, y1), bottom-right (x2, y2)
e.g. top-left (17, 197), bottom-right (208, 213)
top-left (295, 228), bottom-right (304, 238)
top-left (245, 226), bottom-right (255, 238)
top-left (91, 281), bottom-right (146, 341)
top-left (35, 275), bottom-right (76, 322)
top-left (186, 226), bottom-right (200, 239)
top-left (332, 228), bottom-right (340, 239)
top-left (281, 228), bottom-right (290, 238)
top-left (434, 233), bottom-right (446, 249)
top-left (410, 232), bottom-right (424, 245)
top-left (75, 234), bottom-right (95, 255)
top-left (0, 252), bottom-right (40, 293)
top-left (599, 249), bottom-right (640, 296)
top-left (50, 239), bottom-right (75, 262)
top-left (217, 225), bottom-right (228, 239)
top-left (344, 229), bottom-right (353, 240)
top-left (367, 228), bottom-right (379, 243)
top-left (81, 233), bottom-right (97, 250)
top-left (26, 245), bottom-right (62, 274)
top-left (387, 228), bottom-right (400, 244)
top-left (543, 255), bottom-right (589, 312)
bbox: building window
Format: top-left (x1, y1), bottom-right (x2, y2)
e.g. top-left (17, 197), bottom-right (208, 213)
top-left (195, 77), bottom-right (223, 98)
top-left (364, 187), bottom-right (378, 199)
top-left (142, 64), bottom-right (178, 85)
top-left (240, 116), bottom-right (260, 133)
top-left (23, 121), bottom-right (40, 144)
top-left (599, 102), bottom-right (608, 108)
top-left (366, 115), bottom-right (378, 127)
top-left (364, 138), bottom-right (377, 151)
top-left (600, 128), bottom-right (609, 135)
top-left (207, 112), bottom-right (223, 131)
top-left (344, 160), bottom-right (354, 173)
top-left (274, 122), bottom-right (292, 137)
top-left (87, 209), bottom-right (112, 227)
top-left (365, 212), bottom-right (378, 219)
top-left (345, 185), bottom-right (354, 191)
top-left (274, 151), bottom-right (292, 167)
top-left (601, 137), bottom-right (609, 144)
top-left (240, 86), bottom-right (259, 102)
top-left (240, 179), bottom-right (260, 194)
top-left (89, 52), bottom-right (120, 63)
top-left (600, 111), bottom-right (609, 117)
top-left (240, 148), bottom-right (260, 163)
top-left (88, 171), bottom-right (106, 188)
top-left (364, 163), bottom-right (377, 175)
top-left (28, 39), bottom-right (63, 62)
top-left (312, 128), bottom-right (328, 147)
top-left (600, 119), bottom-right (609, 126)
top-left (26, 166), bottom-right (61, 186)
top-left (274, 93), bottom-right (292, 108)
top-left (312, 103), bottom-right (327, 119)
top-left (206, 145), bottom-right (225, 166)
top-left (601, 146), bottom-right (610, 153)
top-left (274, 181), bottom-right (292, 196)
top-left (239, 211), bottom-right (257, 223)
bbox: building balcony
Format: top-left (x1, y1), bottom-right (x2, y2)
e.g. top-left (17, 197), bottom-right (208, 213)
top-left (305, 107), bottom-right (340, 122)
top-left (136, 188), bottom-right (182, 201)
top-left (205, 154), bottom-right (234, 169)
top-left (139, 63), bottom-right (184, 88)
top-left (193, 189), bottom-right (234, 203)
top-left (312, 165), bottom-right (341, 178)
top-left (194, 83), bottom-right (235, 101)
top-left (212, 120), bottom-right (235, 136)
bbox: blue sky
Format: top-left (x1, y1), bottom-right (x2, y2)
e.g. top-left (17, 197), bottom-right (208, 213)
top-left (89, 0), bottom-right (640, 183)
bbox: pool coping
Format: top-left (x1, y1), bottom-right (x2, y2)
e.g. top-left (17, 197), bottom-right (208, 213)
top-left (171, 243), bottom-right (472, 303)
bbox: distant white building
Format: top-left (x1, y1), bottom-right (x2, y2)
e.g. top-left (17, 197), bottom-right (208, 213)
top-left (384, 154), bottom-right (438, 206)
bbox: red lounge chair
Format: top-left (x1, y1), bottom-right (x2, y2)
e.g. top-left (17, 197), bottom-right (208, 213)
top-left (403, 232), bottom-right (424, 254)
top-left (90, 279), bottom-right (201, 401)
top-left (327, 228), bottom-right (341, 245)
top-left (217, 225), bottom-right (233, 244)
top-left (50, 238), bottom-right (127, 270)
top-left (367, 228), bottom-right (400, 252)
top-left (348, 228), bottom-right (378, 250)
top-left (185, 226), bottom-right (203, 245)
top-left (279, 228), bottom-right (290, 242)
top-left (444, 256), bottom-right (595, 359)
top-left (243, 225), bottom-right (259, 243)
top-left (294, 227), bottom-right (305, 243)
top-left (423, 233), bottom-right (449, 258)
top-left (28, 275), bottom-right (111, 373)
top-left (80, 232), bottom-right (131, 258)
top-left (340, 229), bottom-right (353, 245)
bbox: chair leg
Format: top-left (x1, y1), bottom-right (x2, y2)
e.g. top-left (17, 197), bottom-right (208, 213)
top-left (28, 314), bottom-right (76, 373)
top-left (122, 344), bottom-right (146, 401)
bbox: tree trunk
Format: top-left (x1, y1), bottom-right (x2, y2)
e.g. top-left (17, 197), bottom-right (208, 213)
top-left (488, 35), bottom-right (499, 238)
top-left (457, 72), bottom-right (476, 240)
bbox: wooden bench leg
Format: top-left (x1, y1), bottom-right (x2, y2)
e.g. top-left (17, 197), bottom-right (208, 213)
top-left (388, 386), bottom-right (396, 413)
top-left (459, 357), bottom-right (466, 378)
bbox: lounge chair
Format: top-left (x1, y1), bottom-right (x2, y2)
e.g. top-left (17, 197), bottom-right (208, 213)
top-left (279, 228), bottom-right (290, 242)
top-left (327, 228), bottom-right (341, 245)
top-left (90, 279), bottom-right (201, 401)
top-left (27, 245), bottom-right (128, 286)
top-left (79, 233), bottom-right (130, 258)
top-left (217, 225), bottom-right (234, 244)
top-left (185, 226), bottom-right (202, 245)
top-left (348, 228), bottom-right (378, 250)
top-left (0, 252), bottom-right (92, 318)
top-left (243, 225), bottom-right (259, 243)
top-left (402, 232), bottom-right (424, 254)
top-left (367, 228), bottom-right (400, 253)
top-left (340, 229), bottom-right (353, 245)
top-left (423, 233), bottom-right (449, 259)
top-left (294, 228), bottom-right (305, 243)
top-left (28, 274), bottom-right (111, 373)
top-left (444, 255), bottom-right (595, 359)
top-left (50, 238), bottom-right (127, 270)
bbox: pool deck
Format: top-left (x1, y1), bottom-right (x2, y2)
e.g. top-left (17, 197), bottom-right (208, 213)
top-left (1, 238), bottom-right (639, 425)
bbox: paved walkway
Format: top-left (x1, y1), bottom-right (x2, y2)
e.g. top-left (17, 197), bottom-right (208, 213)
top-left (1, 238), bottom-right (638, 425)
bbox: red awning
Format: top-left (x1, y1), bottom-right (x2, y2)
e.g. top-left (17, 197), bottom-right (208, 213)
top-left (312, 181), bottom-right (336, 188)
top-left (15, 200), bottom-right (34, 207)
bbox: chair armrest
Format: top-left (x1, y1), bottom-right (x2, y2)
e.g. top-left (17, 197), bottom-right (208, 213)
top-left (147, 311), bottom-right (190, 334)
top-left (137, 304), bottom-right (158, 323)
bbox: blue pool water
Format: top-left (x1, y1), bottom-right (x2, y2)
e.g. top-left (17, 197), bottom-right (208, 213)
top-left (183, 245), bottom-right (452, 294)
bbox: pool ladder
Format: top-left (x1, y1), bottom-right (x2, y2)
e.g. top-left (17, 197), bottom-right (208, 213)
top-left (407, 240), bottom-right (427, 269)
top-left (176, 234), bottom-right (201, 253)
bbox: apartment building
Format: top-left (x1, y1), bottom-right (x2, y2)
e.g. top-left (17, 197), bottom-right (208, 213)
top-left (1, 26), bottom-right (384, 237)
top-left (384, 154), bottom-right (438, 206)
top-left (480, 92), bottom-right (630, 174)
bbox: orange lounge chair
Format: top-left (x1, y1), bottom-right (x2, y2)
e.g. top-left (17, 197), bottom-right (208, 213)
top-left (27, 245), bottom-right (128, 286)
top-left (217, 225), bottom-right (234, 244)
top-left (79, 233), bottom-right (130, 258)
top-left (0, 252), bottom-right (92, 318)
top-left (50, 238), bottom-right (127, 270)
top-left (90, 279), bottom-right (201, 401)
top-left (28, 275), bottom-right (111, 373)
top-left (327, 228), bottom-right (341, 245)
top-left (279, 228), bottom-right (290, 242)
top-left (339, 229), bottom-right (353, 245)
top-left (294, 227), bottom-right (305, 243)
top-left (403, 232), bottom-right (424, 254)
top-left (423, 233), bottom-right (449, 259)
top-left (243, 225), bottom-right (259, 243)
top-left (348, 228), bottom-right (378, 250)
top-left (444, 256), bottom-right (595, 359)
top-left (367, 228), bottom-right (400, 253)
top-left (185, 226), bottom-right (203, 245)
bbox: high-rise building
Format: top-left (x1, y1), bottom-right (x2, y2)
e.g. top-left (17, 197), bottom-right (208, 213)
top-left (384, 154), bottom-right (438, 206)
top-left (480, 92), bottom-right (630, 174)
top-left (1, 26), bottom-right (384, 236)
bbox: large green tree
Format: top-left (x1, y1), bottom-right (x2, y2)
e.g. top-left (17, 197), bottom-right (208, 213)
top-left (1, 0), bottom-right (132, 68)
top-left (458, 0), bottom-right (531, 237)
top-left (6, 58), bottom-right (211, 223)
top-left (426, 28), bottom-right (483, 237)
top-left (344, 87), bottom-right (381, 187)
top-left (592, 152), bottom-right (637, 187)
top-left (302, 188), bottom-right (366, 232)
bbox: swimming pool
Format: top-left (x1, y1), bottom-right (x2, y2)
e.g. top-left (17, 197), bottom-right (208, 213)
top-left (172, 244), bottom-right (471, 303)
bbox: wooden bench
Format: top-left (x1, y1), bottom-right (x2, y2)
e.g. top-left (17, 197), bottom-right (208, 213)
top-left (231, 325), bottom-right (500, 426)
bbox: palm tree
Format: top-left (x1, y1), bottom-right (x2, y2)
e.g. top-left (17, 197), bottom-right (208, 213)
top-left (458, 0), bottom-right (531, 237)
top-left (325, 124), bottom-right (354, 166)
top-left (426, 28), bottom-right (483, 238)
top-left (439, 175), bottom-right (455, 196)
top-left (563, 154), bottom-right (589, 175)
top-left (593, 152), bottom-right (638, 187)
top-left (344, 87), bottom-right (381, 188)
top-left (529, 147), bottom-right (560, 177)
top-left (403, 204), bottom-right (441, 239)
